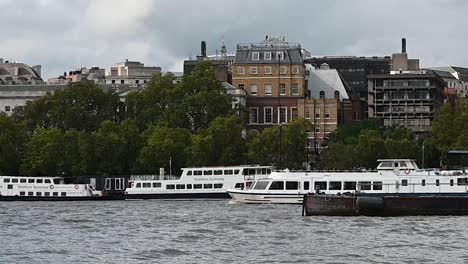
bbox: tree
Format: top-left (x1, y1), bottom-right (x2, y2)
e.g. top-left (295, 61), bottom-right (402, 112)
top-left (13, 81), bottom-right (120, 133)
top-left (187, 115), bottom-right (247, 166)
top-left (0, 114), bottom-right (27, 175)
top-left (136, 126), bottom-right (192, 175)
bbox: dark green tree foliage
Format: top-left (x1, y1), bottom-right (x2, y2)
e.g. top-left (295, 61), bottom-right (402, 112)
top-left (187, 115), bottom-right (247, 166)
top-left (136, 126), bottom-right (192, 175)
top-left (13, 81), bottom-right (120, 132)
top-left (0, 114), bottom-right (27, 175)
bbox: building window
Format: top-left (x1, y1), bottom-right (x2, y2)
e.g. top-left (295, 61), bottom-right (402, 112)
top-left (292, 83), bottom-right (299, 95)
top-left (319, 91), bottom-right (325, 98)
top-left (292, 66), bottom-right (299, 74)
top-left (250, 67), bottom-right (257, 74)
top-left (136, 80), bottom-right (140, 84)
top-left (111, 80), bottom-right (116, 84)
top-left (250, 85), bottom-right (257, 96)
top-left (278, 107), bottom-right (287, 124)
top-left (280, 66), bottom-right (286, 75)
top-left (5, 106), bottom-right (11, 112)
top-left (264, 66), bottom-right (272, 75)
top-left (249, 108), bottom-right (258, 124)
top-left (276, 52), bottom-right (284, 60)
top-left (265, 84), bottom-right (272, 96)
top-left (334, 91), bottom-right (340, 99)
top-left (325, 125), bottom-right (332, 133)
top-left (252, 52), bottom-right (260, 60)
top-left (238, 84), bottom-right (245, 90)
top-left (315, 125), bottom-right (320, 133)
top-left (238, 67), bottom-right (244, 75)
top-left (291, 108), bottom-right (298, 121)
top-left (325, 106), bottom-right (331, 119)
top-left (315, 107), bottom-right (320, 118)
top-left (120, 80), bottom-right (125, 84)
top-left (264, 52), bottom-right (272, 60)
top-left (305, 106), bottom-right (311, 119)
top-left (264, 107), bottom-right (273, 124)
top-left (279, 83), bottom-right (286, 95)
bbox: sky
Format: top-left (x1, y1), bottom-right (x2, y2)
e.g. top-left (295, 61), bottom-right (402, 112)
top-left (1, 0), bottom-right (467, 79)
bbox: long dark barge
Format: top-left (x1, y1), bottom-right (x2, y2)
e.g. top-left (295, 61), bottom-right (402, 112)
top-left (303, 193), bottom-right (468, 216)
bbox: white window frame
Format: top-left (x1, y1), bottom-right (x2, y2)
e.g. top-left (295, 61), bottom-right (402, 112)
top-left (264, 107), bottom-right (273, 124)
top-left (264, 66), bottom-right (272, 75)
top-left (250, 85), bottom-right (257, 96)
top-left (264, 52), bottom-right (272, 60)
top-left (291, 83), bottom-right (299, 95)
top-left (265, 84), bottom-right (272, 96)
top-left (250, 67), bottom-right (257, 75)
top-left (278, 106), bottom-right (288, 124)
top-left (237, 67), bottom-right (244, 75)
top-left (276, 52), bottom-right (284, 60)
top-left (252, 52), bottom-right (260, 61)
top-left (315, 107), bottom-right (320, 119)
top-left (325, 106), bottom-right (331, 119)
top-left (290, 107), bottom-right (298, 121)
top-left (292, 66), bottom-right (299, 74)
top-left (280, 66), bottom-right (286, 75)
top-left (279, 83), bottom-right (286, 95)
top-left (305, 106), bottom-right (311, 119)
top-left (249, 107), bottom-right (259, 124)
top-left (315, 124), bottom-right (320, 133)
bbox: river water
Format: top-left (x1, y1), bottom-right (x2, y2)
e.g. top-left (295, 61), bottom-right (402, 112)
top-left (1, 200), bottom-right (467, 264)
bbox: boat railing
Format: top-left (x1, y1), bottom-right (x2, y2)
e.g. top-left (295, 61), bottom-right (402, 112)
top-left (272, 169), bottom-right (379, 173)
top-left (130, 175), bottom-right (180, 181)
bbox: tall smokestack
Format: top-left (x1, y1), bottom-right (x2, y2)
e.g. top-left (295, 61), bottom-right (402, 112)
top-left (402, 38), bottom-right (406, 53)
top-left (201, 41), bottom-right (207, 57)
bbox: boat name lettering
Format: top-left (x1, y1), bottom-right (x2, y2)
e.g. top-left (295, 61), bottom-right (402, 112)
top-left (194, 177), bottom-right (225, 181)
top-left (18, 186), bottom-right (50, 189)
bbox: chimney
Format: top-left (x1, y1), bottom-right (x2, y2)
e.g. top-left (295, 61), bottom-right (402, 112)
top-left (201, 41), bottom-right (207, 57)
top-left (402, 38), bottom-right (406, 53)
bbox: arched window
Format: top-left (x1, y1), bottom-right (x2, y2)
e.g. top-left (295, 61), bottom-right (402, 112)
top-left (319, 91), bottom-right (325, 99)
top-left (334, 91), bottom-right (340, 99)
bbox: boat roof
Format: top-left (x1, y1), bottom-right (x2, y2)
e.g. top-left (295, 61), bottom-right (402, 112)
top-left (377, 159), bottom-right (416, 162)
top-left (448, 150), bottom-right (468, 155)
top-left (182, 165), bottom-right (271, 170)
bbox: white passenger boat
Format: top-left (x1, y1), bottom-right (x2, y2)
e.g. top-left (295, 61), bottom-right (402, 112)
top-left (227, 159), bottom-right (468, 204)
top-left (125, 165), bottom-right (272, 199)
top-left (0, 176), bottom-right (126, 201)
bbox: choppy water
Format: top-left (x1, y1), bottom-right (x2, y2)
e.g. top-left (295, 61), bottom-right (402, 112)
top-left (1, 200), bottom-right (467, 264)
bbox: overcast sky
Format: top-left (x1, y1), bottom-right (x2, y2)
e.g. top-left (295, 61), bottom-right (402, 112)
top-left (1, 0), bottom-right (467, 79)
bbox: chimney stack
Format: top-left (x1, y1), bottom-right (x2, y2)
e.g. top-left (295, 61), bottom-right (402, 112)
top-left (201, 41), bottom-right (207, 57)
top-left (402, 38), bottom-right (406, 53)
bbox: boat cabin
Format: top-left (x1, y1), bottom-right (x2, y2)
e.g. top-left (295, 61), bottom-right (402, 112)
top-left (376, 159), bottom-right (420, 173)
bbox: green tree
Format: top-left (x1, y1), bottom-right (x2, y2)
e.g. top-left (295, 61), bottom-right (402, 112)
top-left (0, 114), bottom-right (27, 175)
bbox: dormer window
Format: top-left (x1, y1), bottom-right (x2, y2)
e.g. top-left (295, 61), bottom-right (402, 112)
top-left (276, 52), bottom-right (284, 60)
top-left (252, 52), bottom-right (260, 60)
top-left (264, 52), bottom-right (272, 60)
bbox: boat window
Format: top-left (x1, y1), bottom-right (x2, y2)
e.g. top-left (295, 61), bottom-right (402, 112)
top-left (253, 181), bottom-right (269, 190)
top-left (136, 183), bottom-right (141, 188)
top-left (359, 181), bottom-right (372, 190)
top-left (12, 178), bottom-right (18, 183)
top-left (187, 170), bottom-right (192, 176)
top-left (256, 169), bottom-right (262, 175)
top-left (204, 170), bottom-right (213, 176)
top-left (143, 183), bottom-right (151, 188)
top-left (234, 169), bottom-right (240, 174)
top-left (373, 181), bottom-right (383, 190)
top-left (194, 170), bottom-right (203, 176)
top-left (304, 181), bottom-right (310, 191)
top-left (20, 191), bottom-right (25, 196)
top-left (61, 192), bottom-right (66, 197)
top-left (269, 181), bottom-right (284, 190)
top-left (166, 184), bottom-right (175, 190)
top-left (214, 170), bottom-right (223, 175)
top-left (286, 181), bottom-right (299, 190)
top-left (4, 178), bottom-right (10, 183)
top-left (28, 179), bottom-right (35, 183)
top-left (204, 184), bottom-right (213, 189)
top-left (194, 184), bottom-right (202, 189)
top-left (224, 170), bottom-right (233, 175)
top-left (187, 184), bottom-right (192, 189)
top-left (214, 184), bottom-right (223, 189)
top-left (329, 181), bottom-right (342, 190)
top-left (53, 192), bottom-right (59, 197)
top-left (436, 179), bottom-right (440, 186)
top-left (36, 192), bottom-right (42, 196)
top-left (262, 168), bottom-right (267, 174)
top-left (36, 179), bottom-right (43, 184)
top-left (44, 192), bottom-right (50, 196)
top-left (176, 184), bottom-right (185, 189)
top-left (314, 181), bottom-right (327, 191)
top-left (457, 178), bottom-right (468, 186)
top-left (7, 185), bottom-right (13, 189)
top-left (421, 180), bottom-right (426, 186)
top-left (401, 180), bottom-right (408, 187)
top-left (45, 179), bottom-right (51, 183)
top-left (28, 191), bottom-right (33, 196)
top-left (344, 181), bottom-right (357, 190)
top-left (53, 178), bottom-right (60, 184)
top-left (267, 169), bottom-right (271, 174)
top-left (234, 183), bottom-right (244, 189)
top-left (400, 162), bottom-right (407, 168)
top-left (450, 179), bottom-right (454, 186)
top-left (152, 182), bottom-right (161, 188)
top-left (20, 179), bottom-right (27, 183)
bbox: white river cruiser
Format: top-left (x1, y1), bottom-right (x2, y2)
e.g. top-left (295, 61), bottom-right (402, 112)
top-left (0, 176), bottom-right (126, 201)
top-left (125, 165), bottom-right (272, 199)
top-left (227, 159), bottom-right (468, 204)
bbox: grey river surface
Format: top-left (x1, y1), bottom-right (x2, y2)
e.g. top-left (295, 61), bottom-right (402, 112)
top-left (1, 200), bottom-right (467, 264)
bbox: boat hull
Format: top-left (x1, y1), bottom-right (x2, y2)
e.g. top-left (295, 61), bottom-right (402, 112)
top-left (0, 195), bottom-right (124, 201)
top-left (228, 190), bottom-right (303, 204)
top-left (303, 194), bottom-right (468, 216)
top-left (125, 192), bottom-right (229, 200)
